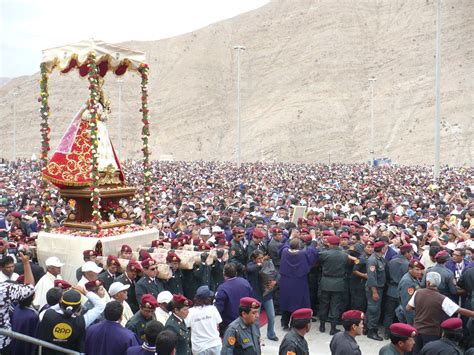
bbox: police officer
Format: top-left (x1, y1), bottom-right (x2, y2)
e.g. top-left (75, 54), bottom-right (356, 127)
top-left (98, 255), bottom-right (121, 291)
top-left (246, 228), bottom-right (268, 261)
top-left (267, 228), bottom-right (283, 270)
top-left (37, 287), bottom-right (105, 354)
top-left (419, 318), bottom-right (463, 355)
top-left (222, 297), bottom-right (261, 355)
top-left (350, 240), bottom-right (373, 313)
top-left (135, 258), bottom-right (164, 304)
top-left (279, 308), bottom-right (312, 355)
top-left (164, 294), bottom-right (192, 355)
top-left (115, 260), bottom-right (142, 313)
top-left (396, 259), bottom-right (424, 325)
top-left (383, 244), bottom-right (413, 339)
top-left (421, 250), bottom-right (458, 299)
top-left (164, 252), bottom-right (184, 295)
top-left (329, 310), bottom-right (364, 355)
top-left (229, 227), bottom-right (247, 276)
top-left (126, 294), bottom-right (158, 343)
top-left (319, 235), bottom-right (357, 335)
top-left (76, 249), bottom-right (98, 281)
top-left (366, 240), bottom-right (386, 341)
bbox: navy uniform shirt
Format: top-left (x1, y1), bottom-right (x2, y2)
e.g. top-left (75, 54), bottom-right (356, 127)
top-left (229, 240), bottom-right (247, 268)
top-left (222, 317), bottom-right (261, 355)
top-left (398, 271), bottom-right (421, 323)
top-left (386, 255), bottom-right (410, 298)
top-left (419, 337), bottom-right (462, 355)
top-left (379, 343), bottom-right (402, 355)
top-left (279, 328), bottom-right (309, 355)
top-left (329, 331), bottom-right (362, 355)
top-left (366, 253), bottom-right (386, 289)
top-left (319, 248), bottom-right (349, 292)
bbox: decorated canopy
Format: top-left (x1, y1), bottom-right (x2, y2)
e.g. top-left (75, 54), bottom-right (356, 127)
top-left (41, 39), bottom-right (147, 76)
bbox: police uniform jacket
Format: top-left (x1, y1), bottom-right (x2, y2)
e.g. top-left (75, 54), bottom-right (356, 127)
top-left (278, 328), bottom-right (309, 355)
top-left (419, 337), bottom-right (462, 355)
top-left (222, 317), bottom-right (261, 355)
top-left (350, 252), bottom-right (369, 286)
top-left (457, 267), bottom-right (474, 310)
top-left (379, 343), bottom-right (402, 355)
top-left (229, 240), bottom-right (247, 268)
top-left (386, 255), bottom-right (410, 297)
top-left (98, 270), bottom-right (119, 291)
top-left (135, 276), bottom-right (164, 304)
top-left (366, 253), bottom-right (386, 289)
top-left (267, 238), bottom-right (282, 268)
top-left (165, 269), bottom-right (184, 295)
top-left (422, 264), bottom-right (457, 298)
top-left (164, 313), bottom-right (191, 355)
top-left (319, 248), bottom-right (349, 292)
top-left (329, 331), bottom-right (362, 355)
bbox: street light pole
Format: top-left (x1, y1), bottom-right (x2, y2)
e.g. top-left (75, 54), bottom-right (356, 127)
top-left (434, 0), bottom-right (441, 180)
top-left (12, 91), bottom-right (18, 161)
top-left (117, 78), bottom-right (124, 159)
top-left (233, 45), bottom-right (245, 169)
top-left (368, 78), bottom-right (377, 166)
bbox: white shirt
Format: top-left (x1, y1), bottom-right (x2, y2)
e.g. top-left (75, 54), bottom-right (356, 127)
top-left (0, 271), bottom-right (19, 282)
top-left (155, 307), bottom-right (170, 326)
top-left (33, 272), bottom-right (62, 309)
top-left (408, 290), bottom-right (460, 316)
top-left (119, 300), bottom-right (134, 327)
top-left (185, 305), bottom-right (222, 353)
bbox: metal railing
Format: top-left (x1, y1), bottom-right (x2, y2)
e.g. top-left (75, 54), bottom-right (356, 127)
top-left (0, 328), bottom-right (80, 354)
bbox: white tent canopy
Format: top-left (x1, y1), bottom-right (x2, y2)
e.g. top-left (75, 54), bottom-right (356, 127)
top-left (41, 38), bottom-right (147, 75)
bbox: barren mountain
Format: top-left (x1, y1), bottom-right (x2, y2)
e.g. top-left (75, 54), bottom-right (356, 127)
top-left (0, 0), bottom-right (472, 165)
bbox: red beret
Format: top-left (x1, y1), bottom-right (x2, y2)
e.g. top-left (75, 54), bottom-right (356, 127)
top-left (199, 244), bottom-right (211, 251)
top-left (271, 227), bottom-right (283, 234)
top-left (127, 260), bottom-right (142, 272)
top-left (239, 297), bottom-right (261, 309)
top-left (303, 234), bottom-right (313, 243)
top-left (139, 250), bottom-right (151, 261)
top-left (306, 220), bottom-right (315, 227)
top-left (151, 240), bottom-right (164, 248)
top-left (10, 211), bottom-right (22, 218)
top-left (218, 239), bottom-right (230, 246)
top-left (374, 241), bottom-right (386, 249)
top-left (83, 249), bottom-right (97, 258)
top-left (54, 279), bottom-right (72, 290)
top-left (85, 279), bottom-right (103, 291)
top-left (25, 237), bottom-right (35, 244)
top-left (365, 240), bottom-right (375, 246)
top-left (172, 294), bottom-right (193, 307)
top-left (400, 244), bottom-right (413, 253)
top-left (141, 294), bottom-right (158, 308)
top-left (16, 275), bottom-right (25, 284)
top-left (0, 240), bottom-right (4, 246)
top-left (389, 323), bottom-right (417, 338)
top-left (252, 228), bottom-right (266, 239)
top-left (322, 230), bottom-right (335, 236)
top-left (171, 239), bottom-right (182, 249)
top-left (327, 236), bottom-right (340, 246)
top-left (435, 250), bottom-right (449, 260)
top-left (340, 232), bottom-right (350, 239)
top-left (291, 308), bottom-right (313, 320)
top-left (342, 310), bottom-right (364, 321)
top-left (141, 258), bottom-right (156, 269)
top-left (121, 244), bottom-right (132, 253)
top-left (300, 228), bottom-right (310, 234)
top-left (232, 227), bottom-right (245, 234)
top-left (409, 259), bottom-right (425, 270)
top-left (440, 317), bottom-right (462, 330)
top-left (107, 255), bottom-right (120, 266)
top-left (166, 252), bottom-right (181, 263)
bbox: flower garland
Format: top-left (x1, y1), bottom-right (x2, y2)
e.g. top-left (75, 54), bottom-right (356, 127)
top-left (138, 64), bottom-right (151, 225)
top-left (39, 63), bottom-right (52, 231)
top-left (87, 54), bottom-right (102, 229)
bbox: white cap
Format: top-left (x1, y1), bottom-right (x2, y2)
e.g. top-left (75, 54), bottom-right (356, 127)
top-left (157, 290), bottom-right (173, 303)
top-left (212, 226), bottom-right (223, 233)
top-left (45, 256), bottom-right (64, 267)
top-left (82, 261), bottom-right (103, 273)
top-left (200, 228), bottom-right (211, 236)
top-left (109, 282), bottom-right (130, 297)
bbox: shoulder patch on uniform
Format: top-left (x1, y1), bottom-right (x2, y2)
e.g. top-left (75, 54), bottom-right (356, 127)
top-left (369, 265), bottom-right (376, 272)
top-left (242, 338), bottom-right (250, 344)
top-left (287, 352), bottom-right (296, 355)
top-left (354, 259), bottom-right (360, 265)
top-left (407, 287), bottom-right (414, 295)
top-left (228, 336), bottom-right (236, 346)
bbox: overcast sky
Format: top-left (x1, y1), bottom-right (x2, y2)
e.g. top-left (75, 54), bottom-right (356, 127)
top-left (0, 0), bottom-right (269, 78)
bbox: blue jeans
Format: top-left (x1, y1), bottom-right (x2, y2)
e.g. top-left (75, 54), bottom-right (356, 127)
top-left (261, 298), bottom-right (276, 338)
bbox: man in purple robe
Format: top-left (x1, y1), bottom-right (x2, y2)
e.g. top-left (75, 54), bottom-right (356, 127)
top-left (10, 288), bottom-right (39, 354)
top-left (279, 236), bottom-right (319, 329)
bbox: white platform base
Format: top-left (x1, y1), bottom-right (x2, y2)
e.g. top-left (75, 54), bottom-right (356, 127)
top-left (37, 228), bottom-right (159, 283)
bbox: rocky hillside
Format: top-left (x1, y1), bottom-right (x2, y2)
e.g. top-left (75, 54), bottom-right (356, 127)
top-left (0, 0), bottom-right (472, 165)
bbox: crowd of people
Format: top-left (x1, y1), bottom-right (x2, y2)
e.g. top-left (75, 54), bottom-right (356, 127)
top-left (0, 158), bottom-right (473, 354)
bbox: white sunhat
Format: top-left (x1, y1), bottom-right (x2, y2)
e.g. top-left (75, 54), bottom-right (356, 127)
top-left (200, 228), bottom-right (211, 236)
top-left (45, 256), bottom-right (64, 268)
top-left (81, 261), bottom-right (103, 274)
top-left (108, 282), bottom-right (130, 297)
top-left (212, 226), bottom-right (223, 233)
top-left (157, 290), bottom-right (173, 303)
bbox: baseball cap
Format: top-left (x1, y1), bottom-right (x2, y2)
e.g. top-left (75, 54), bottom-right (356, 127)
top-left (45, 256), bottom-right (64, 267)
top-left (82, 261), bottom-right (103, 273)
top-left (109, 282), bottom-right (130, 297)
top-left (195, 285), bottom-right (214, 299)
top-left (157, 291), bottom-right (173, 303)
